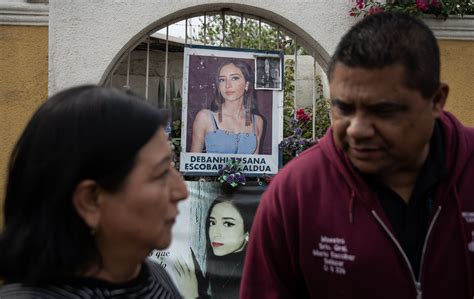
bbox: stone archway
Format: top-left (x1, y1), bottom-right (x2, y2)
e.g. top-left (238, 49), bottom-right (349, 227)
top-left (48, 1), bottom-right (354, 95)
top-left (99, 3), bottom-right (333, 87)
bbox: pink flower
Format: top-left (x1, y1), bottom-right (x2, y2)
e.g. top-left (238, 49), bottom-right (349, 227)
top-left (356, 0), bottom-right (364, 9)
top-left (367, 5), bottom-right (384, 15)
top-left (431, 0), bottom-right (441, 8)
top-left (416, 0), bottom-right (429, 11)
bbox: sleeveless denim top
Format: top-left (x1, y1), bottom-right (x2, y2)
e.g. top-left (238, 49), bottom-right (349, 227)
top-left (204, 111), bottom-right (257, 154)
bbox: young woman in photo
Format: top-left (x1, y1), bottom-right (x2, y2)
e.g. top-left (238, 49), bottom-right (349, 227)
top-left (190, 59), bottom-right (264, 154)
top-left (175, 192), bottom-right (259, 299)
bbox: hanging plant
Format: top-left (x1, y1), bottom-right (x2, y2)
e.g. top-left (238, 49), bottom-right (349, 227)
top-left (349, 0), bottom-right (473, 19)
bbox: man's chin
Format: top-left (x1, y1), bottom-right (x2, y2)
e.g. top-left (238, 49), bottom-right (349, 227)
top-left (350, 158), bottom-right (385, 175)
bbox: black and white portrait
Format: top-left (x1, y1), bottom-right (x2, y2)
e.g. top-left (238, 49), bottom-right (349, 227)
top-left (255, 56), bottom-right (282, 90)
top-left (150, 182), bottom-right (263, 299)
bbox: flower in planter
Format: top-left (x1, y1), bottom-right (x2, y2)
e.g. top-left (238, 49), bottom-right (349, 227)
top-left (431, 0), bottom-right (441, 8)
top-left (296, 108), bottom-right (311, 122)
top-left (368, 5), bottom-right (384, 15)
top-left (416, 0), bottom-right (430, 11)
top-left (295, 127), bottom-right (303, 136)
top-left (279, 117), bottom-right (316, 160)
top-left (217, 158), bottom-right (246, 188)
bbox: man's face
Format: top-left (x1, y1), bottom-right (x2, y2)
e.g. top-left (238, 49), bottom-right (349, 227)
top-left (330, 63), bottom-right (445, 177)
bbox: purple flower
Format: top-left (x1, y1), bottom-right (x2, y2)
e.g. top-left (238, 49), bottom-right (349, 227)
top-left (238, 175), bottom-right (246, 183)
top-left (299, 140), bottom-right (306, 145)
top-left (279, 139), bottom-right (289, 149)
top-left (226, 174), bottom-right (235, 184)
top-left (218, 167), bottom-right (224, 176)
top-left (295, 127), bottom-right (302, 136)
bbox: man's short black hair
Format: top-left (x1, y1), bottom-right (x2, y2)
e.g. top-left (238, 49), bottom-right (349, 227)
top-left (328, 12), bottom-right (440, 99)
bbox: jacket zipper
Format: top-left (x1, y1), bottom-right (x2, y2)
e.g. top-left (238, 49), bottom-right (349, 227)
top-left (371, 206), bottom-right (442, 299)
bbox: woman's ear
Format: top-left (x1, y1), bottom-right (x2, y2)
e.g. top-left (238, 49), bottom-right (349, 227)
top-left (72, 179), bottom-right (102, 231)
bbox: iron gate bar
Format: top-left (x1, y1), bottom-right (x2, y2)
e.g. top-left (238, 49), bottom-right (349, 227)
top-left (145, 35), bottom-right (150, 100)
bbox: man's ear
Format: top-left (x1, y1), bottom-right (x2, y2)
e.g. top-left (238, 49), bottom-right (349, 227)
top-left (432, 82), bottom-right (449, 118)
top-left (72, 179), bottom-right (102, 230)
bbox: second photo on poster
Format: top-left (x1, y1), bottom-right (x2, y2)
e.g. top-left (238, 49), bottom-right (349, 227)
top-left (149, 182), bottom-right (265, 299)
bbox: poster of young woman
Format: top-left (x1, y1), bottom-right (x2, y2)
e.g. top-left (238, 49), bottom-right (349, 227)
top-left (148, 181), bottom-right (264, 299)
top-left (179, 46), bottom-right (283, 176)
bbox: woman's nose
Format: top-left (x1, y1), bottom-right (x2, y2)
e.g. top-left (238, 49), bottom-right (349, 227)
top-left (212, 226), bottom-right (221, 237)
top-left (225, 79), bottom-right (232, 88)
top-left (170, 168), bottom-right (188, 203)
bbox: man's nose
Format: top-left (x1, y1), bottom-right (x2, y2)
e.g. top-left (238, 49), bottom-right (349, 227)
top-left (346, 113), bottom-right (375, 140)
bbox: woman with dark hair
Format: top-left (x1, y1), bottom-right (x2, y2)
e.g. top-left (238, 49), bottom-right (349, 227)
top-left (190, 59), bottom-right (264, 154)
top-left (0, 85), bottom-right (188, 298)
top-left (175, 191), bottom-right (259, 299)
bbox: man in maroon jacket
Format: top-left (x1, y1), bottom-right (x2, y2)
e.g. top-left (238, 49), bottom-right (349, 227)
top-left (241, 12), bottom-right (474, 299)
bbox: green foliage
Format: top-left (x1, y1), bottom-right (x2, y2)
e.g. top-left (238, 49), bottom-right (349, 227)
top-left (283, 59), bottom-right (296, 138)
top-left (193, 15), bottom-right (304, 54)
top-left (169, 91), bottom-right (183, 168)
top-left (313, 76), bottom-right (331, 139)
top-left (279, 59), bottom-right (331, 165)
top-left (170, 119), bottom-right (182, 169)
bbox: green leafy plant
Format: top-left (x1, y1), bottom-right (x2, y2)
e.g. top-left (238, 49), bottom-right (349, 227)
top-left (193, 14), bottom-right (305, 54)
top-left (280, 59), bottom-right (331, 165)
top-left (169, 92), bottom-right (183, 168)
top-left (313, 76), bottom-right (331, 139)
